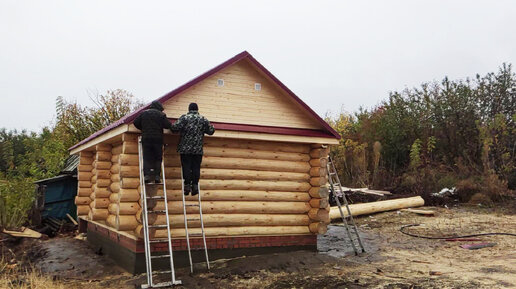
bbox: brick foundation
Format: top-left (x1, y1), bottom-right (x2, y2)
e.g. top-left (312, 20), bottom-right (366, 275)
top-left (83, 218), bottom-right (317, 274)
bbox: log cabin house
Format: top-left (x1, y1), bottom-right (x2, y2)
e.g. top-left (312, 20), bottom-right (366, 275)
top-left (70, 51), bottom-right (340, 273)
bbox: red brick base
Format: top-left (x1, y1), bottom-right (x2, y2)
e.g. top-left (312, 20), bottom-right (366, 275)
top-left (86, 220), bottom-right (317, 254)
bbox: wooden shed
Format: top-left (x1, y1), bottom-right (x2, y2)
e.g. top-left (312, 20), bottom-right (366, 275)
top-left (70, 51), bottom-right (340, 273)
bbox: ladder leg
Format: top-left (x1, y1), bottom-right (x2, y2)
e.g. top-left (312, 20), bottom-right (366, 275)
top-left (197, 185), bottom-right (210, 270)
top-left (181, 167), bottom-right (194, 274)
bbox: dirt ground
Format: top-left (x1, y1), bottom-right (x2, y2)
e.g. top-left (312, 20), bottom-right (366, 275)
top-left (2, 202), bottom-right (515, 289)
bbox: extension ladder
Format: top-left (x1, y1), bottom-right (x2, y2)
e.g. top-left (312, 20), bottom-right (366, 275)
top-left (326, 156), bottom-right (366, 255)
top-left (138, 137), bottom-right (181, 288)
top-left (180, 168), bottom-right (210, 273)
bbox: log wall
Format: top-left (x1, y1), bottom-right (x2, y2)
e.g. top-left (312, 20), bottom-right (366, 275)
top-left (76, 133), bottom-right (332, 238)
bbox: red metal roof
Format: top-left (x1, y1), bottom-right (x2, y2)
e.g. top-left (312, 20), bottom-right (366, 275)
top-left (70, 51), bottom-right (340, 150)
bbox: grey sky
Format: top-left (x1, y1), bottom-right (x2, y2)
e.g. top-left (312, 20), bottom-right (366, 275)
top-left (1, 1), bottom-right (515, 132)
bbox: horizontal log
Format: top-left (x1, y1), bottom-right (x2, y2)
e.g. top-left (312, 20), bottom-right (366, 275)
top-left (164, 190), bottom-right (310, 202)
top-left (309, 198), bottom-right (329, 208)
top-left (91, 198), bottom-right (110, 209)
top-left (89, 208), bottom-right (109, 221)
top-left (309, 186), bottom-right (330, 198)
top-left (111, 154), bottom-right (119, 163)
top-left (150, 201), bottom-right (311, 214)
top-left (143, 213), bottom-right (310, 228)
top-left (162, 167), bottom-right (310, 182)
top-left (120, 165), bottom-right (140, 178)
top-left (77, 205), bottom-right (90, 216)
top-left (96, 143), bottom-right (112, 152)
top-left (111, 174), bottom-right (120, 183)
top-left (309, 222), bottom-right (327, 234)
top-left (121, 177), bottom-right (140, 189)
top-left (109, 193), bottom-right (118, 203)
top-left (110, 163), bottom-right (120, 174)
top-left (142, 226), bottom-right (311, 239)
top-left (309, 167), bottom-right (327, 177)
top-left (110, 182), bottom-right (120, 193)
top-left (77, 188), bottom-right (92, 197)
top-left (110, 202), bottom-right (140, 215)
top-left (119, 154), bottom-right (139, 166)
top-left (308, 208), bottom-right (330, 222)
top-left (78, 164), bottom-right (93, 172)
top-left (80, 156), bottom-right (93, 165)
top-left (309, 148), bottom-right (330, 158)
top-left (330, 196), bottom-right (425, 220)
top-left (119, 189), bottom-right (140, 202)
top-left (80, 151), bottom-right (93, 157)
top-left (122, 141), bottom-right (138, 154)
top-left (77, 172), bottom-right (92, 181)
top-left (96, 151), bottom-right (112, 162)
top-left (78, 181), bottom-right (92, 188)
top-left (75, 196), bottom-right (91, 205)
top-left (200, 179), bottom-right (311, 192)
top-left (95, 161), bottom-right (112, 170)
top-left (123, 133), bottom-right (139, 142)
top-left (96, 170), bottom-right (111, 179)
top-left (310, 177), bottom-right (328, 186)
top-left (309, 158), bottom-right (327, 167)
top-left (96, 178), bottom-right (111, 188)
top-left (203, 138), bottom-right (311, 153)
top-left (117, 215), bottom-right (139, 230)
top-left (106, 215), bottom-right (117, 228)
top-left (202, 147), bottom-right (310, 162)
top-left (111, 144), bottom-right (122, 155)
top-left (91, 175), bottom-right (97, 183)
top-left (201, 156), bottom-right (310, 173)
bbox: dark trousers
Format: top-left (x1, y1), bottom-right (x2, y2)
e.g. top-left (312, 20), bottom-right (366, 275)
top-left (180, 154), bottom-right (203, 185)
top-left (142, 139), bottom-right (163, 179)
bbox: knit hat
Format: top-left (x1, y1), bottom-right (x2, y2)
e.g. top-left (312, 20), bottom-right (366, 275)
top-left (150, 100), bottom-right (164, 111)
top-left (188, 103), bottom-right (198, 111)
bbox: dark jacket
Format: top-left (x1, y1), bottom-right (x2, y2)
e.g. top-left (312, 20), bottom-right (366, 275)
top-left (133, 101), bottom-right (172, 141)
top-left (171, 110), bottom-right (215, 155)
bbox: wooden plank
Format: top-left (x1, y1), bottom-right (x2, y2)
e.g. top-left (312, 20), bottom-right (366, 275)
top-left (3, 227), bottom-right (42, 238)
top-left (401, 208), bottom-right (435, 216)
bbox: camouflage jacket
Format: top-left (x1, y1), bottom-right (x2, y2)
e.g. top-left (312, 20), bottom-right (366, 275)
top-left (171, 110), bottom-right (215, 155)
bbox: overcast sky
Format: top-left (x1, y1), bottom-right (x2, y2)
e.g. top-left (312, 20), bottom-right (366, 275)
top-left (1, 1), bottom-right (515, 131)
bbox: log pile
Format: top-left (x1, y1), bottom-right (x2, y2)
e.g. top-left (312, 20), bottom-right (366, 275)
top-left (329, 196), bottom-right (425, 220)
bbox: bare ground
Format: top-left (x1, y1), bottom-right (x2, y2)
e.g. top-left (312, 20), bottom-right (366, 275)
top-left (2, 202), bottom-right (515, 289)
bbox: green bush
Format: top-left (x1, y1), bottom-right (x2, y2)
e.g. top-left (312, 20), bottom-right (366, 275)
top-left (0, 177), bottom-right (35, 230)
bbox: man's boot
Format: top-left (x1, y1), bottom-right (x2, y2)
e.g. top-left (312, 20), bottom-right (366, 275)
top-left (144, 174), bottom-right (153, 184)
top-left (184, 183), bottom-right (192, 196)
top-left (192, 184), bottom-right (199, 196)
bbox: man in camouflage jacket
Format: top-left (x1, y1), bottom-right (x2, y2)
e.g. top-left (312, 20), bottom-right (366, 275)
top-left (171, 103), bottom-right (215, 195)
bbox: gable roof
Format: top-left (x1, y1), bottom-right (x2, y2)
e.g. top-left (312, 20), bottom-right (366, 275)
top-left (70, 51), bottom-right (340, 150)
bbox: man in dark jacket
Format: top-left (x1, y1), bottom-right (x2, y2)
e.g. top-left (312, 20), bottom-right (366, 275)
top-left (133, 101), bottom-right (173, 183)
top-left (171, 103), bottom-right (215, 195)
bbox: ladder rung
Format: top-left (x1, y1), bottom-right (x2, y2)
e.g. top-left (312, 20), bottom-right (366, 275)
top-left (151, 254), bottom-right (170, 259)
top-left (149, 224), bottom-right (168, 228)
top-left (187, 218), bottom-right (200, 222)
top-left (185, 204), bottom-right (199, 207)
top-left (152, 270), bottom-right (172, 274)
top-left (148, 210), bottom-right (167, 214)
top-left (146, 196), bottom-right (165, 199)
top-left (145, 183), bottom-right (163, 186)
top-left (149, 239), bottom-right (169, 243)
top-left (189, 233), bottom-right (203, 237)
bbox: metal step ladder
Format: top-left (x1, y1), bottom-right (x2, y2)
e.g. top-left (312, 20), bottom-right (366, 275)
top-left (138, 137), bottom-right (182, 288)
top-left (181, 168), bottom-right (210, 273)
top-left (326, 156), bottom-right (366, 255)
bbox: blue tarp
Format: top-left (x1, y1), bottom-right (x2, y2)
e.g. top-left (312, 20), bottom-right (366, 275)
top-left (40, 176), bottom-right (77, 219)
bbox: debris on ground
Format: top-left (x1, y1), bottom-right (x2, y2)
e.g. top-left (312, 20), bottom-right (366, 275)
top-left (2, 227), bottom-right (42, 239)
top-left (460, 242), bottom-right (497, 250)
top-left (400, 208), bottom-right (436, 216)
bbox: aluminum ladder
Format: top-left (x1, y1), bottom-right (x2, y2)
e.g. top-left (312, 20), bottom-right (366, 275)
top-left (180, 168), bottom-right (210, 274)
top-left (326, 156), bottom-right (366, 255)
top-left (138, 137), bottom-right (181, 288)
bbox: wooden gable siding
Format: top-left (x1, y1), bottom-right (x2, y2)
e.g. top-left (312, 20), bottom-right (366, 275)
top-left (163, 60), bottom-right (323, 130)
